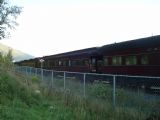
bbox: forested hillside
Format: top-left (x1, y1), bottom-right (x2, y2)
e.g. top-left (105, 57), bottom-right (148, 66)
top-left (0, 43), bottom-right (34, 61)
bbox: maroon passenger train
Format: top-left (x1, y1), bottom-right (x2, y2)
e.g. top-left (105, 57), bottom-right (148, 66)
top-left (16, 35), bottom-right (160, 77)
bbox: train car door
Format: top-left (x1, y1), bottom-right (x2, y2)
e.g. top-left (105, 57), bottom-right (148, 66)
top-left (90, 57), bottom-right (97, 72)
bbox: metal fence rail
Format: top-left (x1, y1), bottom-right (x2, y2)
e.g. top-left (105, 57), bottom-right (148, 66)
top-left (15, 66), bottom-right (160, 111)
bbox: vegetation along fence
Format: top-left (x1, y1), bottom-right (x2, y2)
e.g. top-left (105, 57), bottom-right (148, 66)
top-left (15, 66), bottom-right (160, 112)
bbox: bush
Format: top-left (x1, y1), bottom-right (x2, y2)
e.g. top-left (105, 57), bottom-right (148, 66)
top-left (90, 82), bottom-right (112, 99)
top-left (31, 76), bottom-right (39, 83)
top-left (0, 50), bottom-right (13, 70)
top-left (0, 73), bottom-right (18, 102)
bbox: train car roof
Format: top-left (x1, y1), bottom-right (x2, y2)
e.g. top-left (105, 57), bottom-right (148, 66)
top-left (98, 35), bottom-right (160, 54)
top-left (43, 47), bottom-right (98, 59)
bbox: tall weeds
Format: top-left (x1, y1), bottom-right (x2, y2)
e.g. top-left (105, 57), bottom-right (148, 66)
top-left (0, 49), bottom-right (13, 70)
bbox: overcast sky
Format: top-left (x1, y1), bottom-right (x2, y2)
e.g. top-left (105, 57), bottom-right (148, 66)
top-left (1, 0), bottom-right (160, 57)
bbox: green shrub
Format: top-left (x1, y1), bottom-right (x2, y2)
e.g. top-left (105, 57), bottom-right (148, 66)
top-left (0, 50), bottom-right (13, 70)
top-left (90, 82), bottom-right (112, 99)
top-left (31, 76), bottom-right (39, 83)
top-left (0, 73), bottom-right (18, 102)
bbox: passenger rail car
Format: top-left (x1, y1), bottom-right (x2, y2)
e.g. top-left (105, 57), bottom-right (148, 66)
top-left (16, 35), bottom-right (160, 77)
top-left (16, 47), bottom-right (99, 73)
top-left (95, 35), bottom-right (160, 76)
top-left (42, 47), bottom-right (98, 72)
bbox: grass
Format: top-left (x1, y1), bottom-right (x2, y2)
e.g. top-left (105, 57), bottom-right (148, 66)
top-left (42, 74), bottom-right (160, 111)
top-left (1, 66), bottom-right (160, 120)
top-left (0, 69), bottom-right (76, 120)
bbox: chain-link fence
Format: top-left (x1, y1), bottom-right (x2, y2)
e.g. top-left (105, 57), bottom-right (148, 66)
top-left (15, 66), bottom-right (160, 112)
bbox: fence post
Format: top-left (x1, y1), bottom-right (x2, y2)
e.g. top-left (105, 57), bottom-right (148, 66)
top-left (15, 66), bottom-right (18, 73)
top-left (41, 68), bottom-right (43, 82)
top-left (26, 66), bottom-right (28, 76)
top-left (113, 75), bottom-right (116, 107)
top-left (64, 72), bottom-right (66, 90)
top-left (25, 66), bottom-right (28, 86)
top-left (51, 70), bottom-right (54, 89)
top-left (83, 73), bottom-right (86, 97)
top-left (30, 67), bottom-right (32, 75)
top-left (35, 68), bottom-right (37, 77)
top-left (18, 67), bottom-right (22, 74)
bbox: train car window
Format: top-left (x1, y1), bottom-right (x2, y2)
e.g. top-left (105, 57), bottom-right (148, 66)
top-left (81, 60), bottom-right (84, 66)
top-left (62, 60), bottom-right (69, 66)
top-left (141, 55), bottom-right (149, 65)
top-left (62, 60), bottom-right (65, 66)
top-left (103, 57), bottom-right (108, 66)
top-left (97, 60), bottom-right (103, 67)
top-left (52, 61), bottom-right (55, 67)
top-left (70, 59), bottom-right (89, 66)
top-left (125, 56), bottom-right (137, 65)
top-left (71, 60), bottom-right (76, 66)
top-left (77, 59), bottom-right (85, 66)
top-left (112, 56), bottom-right (122, 65)
top-left (84, 59), bottom-right (89, 66)
top-left (77, 60), bottom-right (82, 66)
top-left (66, 60), bottom-right (69, 66)
top-left (91, 58), bottom-right (96, 64)
top-left (54, 60), bottom-right (59, 66)
top-left (69, 60), bottom-right (71, 66)
top-left (59, 61), bottom-right (62, 66)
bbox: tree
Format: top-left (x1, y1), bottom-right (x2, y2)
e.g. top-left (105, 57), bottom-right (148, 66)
top-left (0, 0), bottom-right (22, 39)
